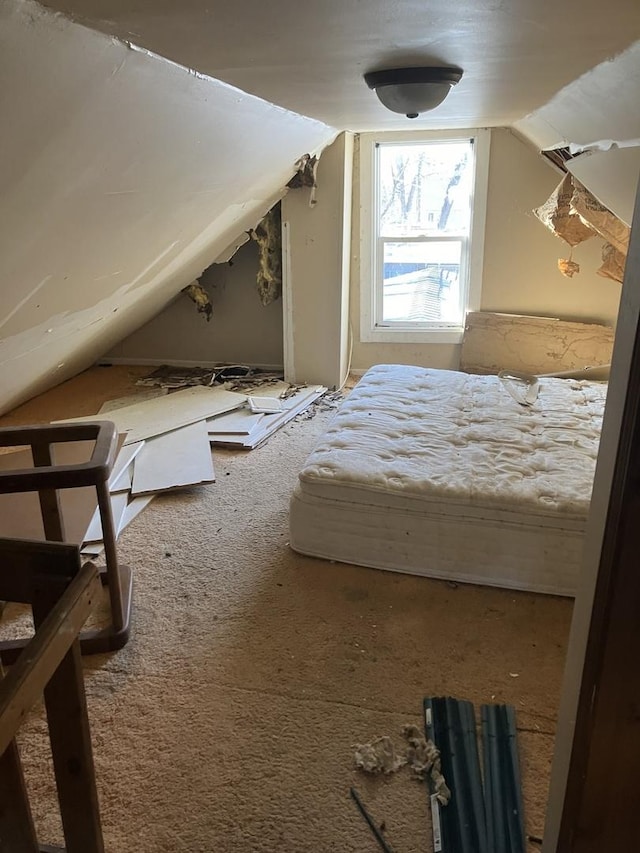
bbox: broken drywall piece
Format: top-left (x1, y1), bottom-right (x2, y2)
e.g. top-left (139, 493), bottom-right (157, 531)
top-left (215, 385), bottom-right (327, 449)
top-left (136, 365), bottom-right (218, 389)
top-left (566, 145), bottom-right (640, 227)
top-left (597, 242), bottom-right (627, 283)
top-left (131, 420), bottom-right (215, 495)
top-left (248, 396), bottom-right (283, 414)
top-left (570, 176), bottom-right (630, 255)
top-left (287, 153), bottom-right (320, 206)
top-left (533, 173), bottom-right (596, 247)
top-left (56, 385), bottom-right (246, 445)
top-left (460, 312), bottom-right (614, 377)
top-left (244, 380), bottom-right (290, 399)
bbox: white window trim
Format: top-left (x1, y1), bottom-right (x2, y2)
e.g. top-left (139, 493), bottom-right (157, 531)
top-left (359, 128), bottom-right (491, 344)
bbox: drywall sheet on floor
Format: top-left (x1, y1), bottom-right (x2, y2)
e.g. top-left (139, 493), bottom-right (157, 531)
top-left (0, 441), bottom-right (101, 544)
top-left (207, 408), bottom-right (265, 435)
top-left (108, 441), bottom-right (144, 490)
top-left (98, 388), bottom-right (169, 414)
top-left (81, 493), bottom-right (155, 557)
top-left (82, 490), bottom-right (129, 544)
top-left (215, 385), bottom-right (326, 448)
top-left (131, 420), bottom-right (215, 495)
top-left (57, 386), bottom-right (246, 444)
top-left (110, 464), bottom-right (133, 493)
top-left (460, 312), bottom-right (615, 376)
top-left (244, 381), bottom-right (291, 399)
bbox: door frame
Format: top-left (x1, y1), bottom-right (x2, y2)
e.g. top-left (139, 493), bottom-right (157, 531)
top-left (543, 185), bottom-right (640, 850)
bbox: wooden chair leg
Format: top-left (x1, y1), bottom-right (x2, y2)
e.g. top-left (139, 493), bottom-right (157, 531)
top-left (32, 594), bottom-right (104, 853)
top-left (0, 739), bottom-right (39, 852)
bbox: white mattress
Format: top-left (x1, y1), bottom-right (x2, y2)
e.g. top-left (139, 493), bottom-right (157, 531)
top-left (289, 364), bottom-right (607, 595)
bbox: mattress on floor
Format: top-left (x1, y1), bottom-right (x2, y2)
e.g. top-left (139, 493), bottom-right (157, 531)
top-left (289, 364), bottom-right (607, 595)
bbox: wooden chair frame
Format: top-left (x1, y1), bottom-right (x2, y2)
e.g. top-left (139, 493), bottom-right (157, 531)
top-left (0, 421), bottom-right (132, 660)
top-left (0, 538), bottom-right (104, 852)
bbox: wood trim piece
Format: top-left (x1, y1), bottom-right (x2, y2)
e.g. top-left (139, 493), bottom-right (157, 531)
top-left (0, 562), bottom-right (101, 755)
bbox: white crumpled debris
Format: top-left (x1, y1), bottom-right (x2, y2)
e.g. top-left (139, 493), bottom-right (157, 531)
top-left (353, 736), bottom-right (407, 775)
top-left (353, 725), bottom-right (451, 806)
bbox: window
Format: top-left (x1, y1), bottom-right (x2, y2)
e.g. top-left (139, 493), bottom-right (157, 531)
top-left (360, 129), bottom-right (490, 343)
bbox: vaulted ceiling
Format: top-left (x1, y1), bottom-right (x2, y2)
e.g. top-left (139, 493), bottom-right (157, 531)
top-left (42, 0), bottom-right (640, 131)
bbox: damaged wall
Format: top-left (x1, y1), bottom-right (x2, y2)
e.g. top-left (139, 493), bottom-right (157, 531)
top-left (514, 40), bottom-right (640, 224)
top-left (282, 132), bottom-right (354, 387)
top-left (113, 133), bottom-right (354, 388)
top-left (0, 0), bottom-right (336, 415)
top-left (350, 129), bottom-right (621, 374)
top-left (107, 240), bottom-right (284, 368)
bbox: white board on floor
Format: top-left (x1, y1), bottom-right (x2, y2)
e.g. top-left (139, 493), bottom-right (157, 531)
top-left (0, 437), bottom-right (123, 545)
top-left (110, 464), bottom-right (132, 493)
top-left (56, 386), bottom-right (246, 445)
top-left (82, 490), bottom-right (130, 544)
top-left (119, 494), bottom-right (155, 532)
top-left (206, 408), bottom-right (265, 435)
top-left (244, 380), bottom-right (290, 398)
top-left (98, 387), bottom-right (168, 414)
top-left (216, 386), bottom-right (327, 449)
top-left (131, 420), bottom-right (215, 495)
top-left (81, 494), bottom-right (156, 558)
top-left (109, 441), bottom-right (144, 490)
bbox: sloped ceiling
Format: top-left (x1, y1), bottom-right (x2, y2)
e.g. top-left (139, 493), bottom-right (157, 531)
top-left (0, 0), bottom-right (336, 414)
top-left (42, 0), bottom-right (640, 131)
top-left (2, 0), bottom-right (639, 415)
top-left (515, 40), bottom-right (640, 224)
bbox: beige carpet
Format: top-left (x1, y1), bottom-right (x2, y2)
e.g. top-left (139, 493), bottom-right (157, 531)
top-left (1, 366), bottom-right (573, 852)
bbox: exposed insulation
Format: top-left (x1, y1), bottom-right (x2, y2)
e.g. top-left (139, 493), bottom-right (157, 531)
top-left (287, 153), bottom-right (320, 206)
top-left (598, 241), bottom-right (627, 283)
top-left (534, 173), bottom-right (629, 281)
top-left (249, 204), bottom-right (282, 306)
top-left (182, 281), bottom-right (213, 321)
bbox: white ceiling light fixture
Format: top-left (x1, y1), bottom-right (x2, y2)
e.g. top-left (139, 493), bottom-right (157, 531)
top-left (364, 66), bottom-right (463, 118)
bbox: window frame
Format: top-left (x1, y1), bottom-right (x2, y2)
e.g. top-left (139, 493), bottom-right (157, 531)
top-left (359, 128), bottom-right (491, 344)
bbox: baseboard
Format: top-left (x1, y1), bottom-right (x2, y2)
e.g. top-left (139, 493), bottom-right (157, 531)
top-left (98, 357), bottom-right (285, 373)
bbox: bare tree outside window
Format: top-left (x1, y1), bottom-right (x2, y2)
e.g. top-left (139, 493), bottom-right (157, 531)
top-left (376, 140), bottom-right (473, 323)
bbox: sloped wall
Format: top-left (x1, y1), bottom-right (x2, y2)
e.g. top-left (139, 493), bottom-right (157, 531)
top-left (0, 0), bottom-right (336, 414)
top-left (515, 40), bottom-right (640, 224)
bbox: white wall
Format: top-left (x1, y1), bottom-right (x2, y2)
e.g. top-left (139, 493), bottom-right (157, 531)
top-left (350, 128), bottom-right (622, 373)
top-left (107, 240), bottom-right (284, 368)
top-left (282, 133), bottom-right (355, 387)
top-left (0, 0), bottom-right (336, 414)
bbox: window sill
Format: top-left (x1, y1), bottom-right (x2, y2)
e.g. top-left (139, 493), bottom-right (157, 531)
top-left (360, 326), bottom-right (464, 345)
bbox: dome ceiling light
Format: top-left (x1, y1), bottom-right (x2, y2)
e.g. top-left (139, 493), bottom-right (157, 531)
top-left (364, 66), bottom-right (464, 118)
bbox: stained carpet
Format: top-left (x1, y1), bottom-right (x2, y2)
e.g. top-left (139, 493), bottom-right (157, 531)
top-left (0, 366), bottom-right (572, 852)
